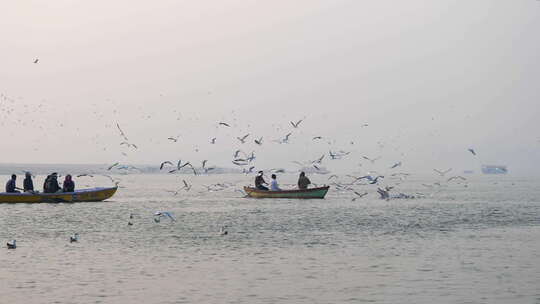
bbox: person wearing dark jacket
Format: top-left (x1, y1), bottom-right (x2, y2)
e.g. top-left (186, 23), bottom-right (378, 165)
top-left (23, 172), bottom-right (34, 192)
top-left (297, 172), bottom-right (311, 189)
top-left (44, 173), bottom-right (61, 193)
top-left (254, 171), bottom-right (269, 190)
top-left (5, 174), bottom-right (19, 193)
top-left (62, 174), bottom-right (75, 192)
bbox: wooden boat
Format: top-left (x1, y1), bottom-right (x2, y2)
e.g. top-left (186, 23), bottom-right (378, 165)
top-left (244, 186), bottom-right (329, 199)
top-left (0, 187), bottom-right (118, 203)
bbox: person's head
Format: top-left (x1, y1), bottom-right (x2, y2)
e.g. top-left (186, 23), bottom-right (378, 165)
top-left (299, 172), bottom-right (305, 177)
top-left (271, 174), bottom-right (276, 179)
top-left (51, 172), bottom-right (58, 179)
top-left (11, 174), bottom-right (16, 180)
top-left (65, 174), bottom-right (72, 181)
top-left (257, 171), bottom-right (263, 176)
top-left (25, 172), bottom-right (31, 178)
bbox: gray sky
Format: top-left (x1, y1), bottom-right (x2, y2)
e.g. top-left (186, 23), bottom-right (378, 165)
top-left (1, 1), bottom-right (539, 175)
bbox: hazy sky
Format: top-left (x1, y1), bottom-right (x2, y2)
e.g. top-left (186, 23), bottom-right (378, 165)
top-left (1, 1), bottom-right (539, 175)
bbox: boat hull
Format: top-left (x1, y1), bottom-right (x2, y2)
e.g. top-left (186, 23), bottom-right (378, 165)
top-left (0, 187), bottom-right (118, 203)
top-left (244, 186), bottom-right (329, 199)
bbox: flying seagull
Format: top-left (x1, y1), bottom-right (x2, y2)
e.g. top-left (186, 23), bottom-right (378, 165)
top-left (33, 58), bottom-right (39, 64)
top-left (254, 137), bottom-right (263, 145)
top-left (433, 168), bottom-right (452, 176)
top-left (210, 137), bottom-right (216, 144)
top-left (447, 176), bottom-right (467, 182)
top-left (389, 161), bottom-right (402, 169)
top-left (167, 136), bottom-right (180, 142)
top-left (107, 162), bottom-right (119, 171)
top-left (468, 148), bottom-right (476, 156)
top-left (290, 120), bottom-right (303, 128)
top-left (362, 156), bottom-right (381, 164)
top-left (218, 122), bottom-right (230, 127)
top-left (154, 211), bottom-right (176, 222)
top-left (352, 191), bottom-right (368, 201)
top-left (312, 136), bottom-right (322, 140)
top-left (237, 134), bottom-right (250, 143)
top-left (160, 161), bottom-right (173, 170)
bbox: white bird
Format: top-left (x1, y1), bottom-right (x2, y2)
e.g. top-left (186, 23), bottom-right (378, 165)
top-left (389, 161), bottom-right (402, 169)
top-left (237, 134), bottom-right (250, 143)
top-left (218, 122), bottom-right (230, 127)
top-left (160, 161), bottom-right (173, 170)
top-left (433, 168), bottom-right (452, 176)
top-left (70, 233), bottom-right (79, 243)
top-left (254, 137), bottom-right (263, 145)
top-left (352, 191), bottom-right (368, 201)
top-left (290, 120), bottom-right (303, 128)
top-left (33, 58), bottom-right (39, 64)
top-left (210, 137), bottom-right (216, 144)
top-left (154, 211), bottom-right (176, 222)
top-left (7, 240), bottom-right (16, 249)
top-left (219, 227), bottom-right (228, 235)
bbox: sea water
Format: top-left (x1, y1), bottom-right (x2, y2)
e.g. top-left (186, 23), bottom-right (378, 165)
top-left (0, 174), bottom-right (539, 304)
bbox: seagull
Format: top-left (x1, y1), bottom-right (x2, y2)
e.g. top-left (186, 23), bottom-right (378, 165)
top-left (70, 233), bottom-right (79, 243)
top-left (468, 148), bottom-right (477, 156)
top-left (362, 156), bottom-right (381, 164)
top-left (182, 180), bottom-right (192, 191)
top-left (167, 136), bottom-right (180, 142)
top-left (237, 134), bottom-right (250, 143)
top-left (389, 161), bottom-right (402, 169)
top-left (447, 176), bottom-right (467, 182)
top-left (210, 137), bottom-right (216, 144)
top-left (290, 120), bottom-right (303, 128)
top-left (154, 211), bottom-right (176, 222)
top-left (312, 136), bottom-right (323, 140)
top-left (33, 58), bottom-right (39, 64)
top-left (107, 162), bottom-right (119, 170)
top-left (219, 227), bottom-right (228, 236)
top-left (313, 154), bottom-right (325, 164)
top-left (369, 176), bottom-right (384, 184)
top-left (160, 161), bottom-right (173, 170)
top-left (246, 152), bottom-right (256, 162)
top-left (254, 137), bottom-right (263, 145)
top-left (433, 168), bottom-right (452, 176)
top-left (6, 240), bottom-right (16, 249)
top-left (218, 122), bottom-right (230, 127)
top-left (76, 174), bottom-right (94, 178)
top-left (116, 123), bottom-right (129, 141)
top-left (277, 133), bottom-right (292, 144)
top-left (201, 160), bottom-right (208, 169)
top-left (352, 191), bottom-right (368, 201)
top-left (313, 164), bottom-right (321, 171)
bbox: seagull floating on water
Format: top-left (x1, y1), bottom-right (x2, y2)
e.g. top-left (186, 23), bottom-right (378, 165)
top-left (7, 240), bottom-right (16, 249)
top-left (70, 233), bottom-right (79, 243)
top-left (219, 227), bottom-right (228, 235)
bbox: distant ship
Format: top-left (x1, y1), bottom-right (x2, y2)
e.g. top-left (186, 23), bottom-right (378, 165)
top-left (481, 165), bottom-right (508, 174)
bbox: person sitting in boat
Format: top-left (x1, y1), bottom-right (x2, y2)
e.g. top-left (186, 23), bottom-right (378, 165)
top-left (23, 172), bottom-right (34, 192)
top-left (255, 171), bottom-right (269, 191)
top-left (44, 173), bottom-right (61, 193)
top-left (297, 172), bottom-right (311, 189)
top-left (270, 174), bottom-right (282, 191)
top-left (62, 174), bottom-right (75, 192)
top-left (5, 174), bottom-right (20, 193)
